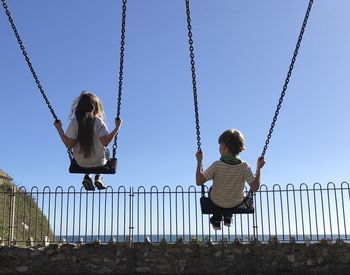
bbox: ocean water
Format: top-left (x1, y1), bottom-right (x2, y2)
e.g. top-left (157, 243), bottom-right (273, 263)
top-left (55, 234), bottom-right (349, 244)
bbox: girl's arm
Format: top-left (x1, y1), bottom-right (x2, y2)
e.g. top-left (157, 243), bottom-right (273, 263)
top-left (54, 120), bottom-right (76, 150)
top-left (248, 157), bottom-right (265, 192)
top-left (196, 151), bottom-right (208, 186)
top-left (99, 118), bottom-right (122, 147)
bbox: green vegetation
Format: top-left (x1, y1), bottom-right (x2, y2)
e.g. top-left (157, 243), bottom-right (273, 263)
top-left (0, 177), bottom-right (54, 246)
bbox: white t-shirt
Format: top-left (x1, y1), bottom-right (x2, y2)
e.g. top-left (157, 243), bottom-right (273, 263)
top-left (65, 117), bottom-right (109, 167)
top-left (203, 160), bottom-right (255, 208)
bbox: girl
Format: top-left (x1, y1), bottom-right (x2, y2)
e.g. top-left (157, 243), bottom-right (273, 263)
top-left (54, 91), bottom-right (122, 191)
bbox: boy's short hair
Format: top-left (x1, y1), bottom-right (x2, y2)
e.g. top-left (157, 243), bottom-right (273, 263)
top-left (218, 129), bottom-right (245, 155)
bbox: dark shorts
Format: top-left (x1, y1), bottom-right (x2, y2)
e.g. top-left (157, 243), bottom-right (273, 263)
top-left (208, 188), bottom-right (234, 218)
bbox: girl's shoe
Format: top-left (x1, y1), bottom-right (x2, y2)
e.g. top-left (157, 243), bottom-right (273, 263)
top-left (210, 217), bottom-right (221, 230)
top-left (224, 217), bottom-right (232, 227)
top-left (94, 175), bottom-right (106, 190)
top-left (82, 175), bottom-right (95, 191)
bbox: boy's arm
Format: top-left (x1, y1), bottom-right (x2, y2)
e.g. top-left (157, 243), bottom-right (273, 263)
top-left (196, 151), bottom-right (208, 186)
top-left (99, 118), bottom-right (122, 147)
top-left (54, 120), bottom-right (76, 150)
top-left (248, 157), bottom-right (265, 192)
top-left (249, 169), bottom-right (261, 192)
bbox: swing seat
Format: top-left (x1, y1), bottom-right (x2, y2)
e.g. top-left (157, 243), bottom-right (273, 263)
top-left (200, 195), bottom-right (254, 215)
top-left (69, 158), bottom-right (117, 174)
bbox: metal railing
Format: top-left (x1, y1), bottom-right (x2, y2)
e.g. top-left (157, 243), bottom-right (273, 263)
top-left (0, 182), bottom-right (349, 245)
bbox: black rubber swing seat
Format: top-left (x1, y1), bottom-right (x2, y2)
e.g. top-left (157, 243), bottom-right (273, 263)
top-left (69, 158), bottom-right (117, 174)
top-left (200, 192), bottom-right (255, 215)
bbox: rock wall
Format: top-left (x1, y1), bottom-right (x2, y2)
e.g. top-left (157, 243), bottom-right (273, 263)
top-left (0, 240), bottom-right (349, 274)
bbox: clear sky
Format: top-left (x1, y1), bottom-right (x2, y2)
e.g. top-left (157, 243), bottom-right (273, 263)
top-left (1, 0), bottom-right (349, 190)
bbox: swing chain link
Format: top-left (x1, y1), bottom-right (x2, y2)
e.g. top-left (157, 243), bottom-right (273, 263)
top-left (1, 0), bottom-right (58, 121)
top-left (185, 0), bottom-right (205, 197)
top-left (1, 0), bottom-right (74, 160)
top-left (261, 0), bottom-right (313, 158)
top-left (185, 0), bottom-right (202, 154)
top-left (112, 0), bottom-right (127, 159)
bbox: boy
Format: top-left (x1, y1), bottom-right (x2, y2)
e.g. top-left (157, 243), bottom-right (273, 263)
top-left (196, 129), bottom-right (265, 230)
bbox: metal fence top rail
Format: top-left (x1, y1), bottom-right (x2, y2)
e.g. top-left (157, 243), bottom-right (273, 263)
top-left (0, 181), bottom-right (348, 193)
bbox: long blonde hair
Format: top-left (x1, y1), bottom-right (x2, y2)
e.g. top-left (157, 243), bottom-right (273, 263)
top-left (70, 91), bottom-right (105, 121)
top-left (70, 91), bottom-right (106, 158)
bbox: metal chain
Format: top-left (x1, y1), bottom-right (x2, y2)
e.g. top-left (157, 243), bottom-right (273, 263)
top-left (1, 0), bottom-right (74, 160)
top-left (112, 0), bottom-right (127, 159)
top-left (185, 0), bottom-right (202, 154)
top-left (261, 0), bottom-right (314, 158)
top-left (1, 0), bottom-right (58, 121)
top-left (185, 0), bottom-right (205, 197)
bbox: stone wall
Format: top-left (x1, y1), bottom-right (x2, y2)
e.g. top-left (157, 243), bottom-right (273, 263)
top-left (0, 239), bottom-right (349, 274)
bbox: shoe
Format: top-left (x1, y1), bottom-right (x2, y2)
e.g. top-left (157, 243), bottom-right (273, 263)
top-left (82, 175), bottom-right (95, 191)
top-left (94, 175), bottom-right (106, 190)
top-left (210, 217), bottom-right (221, 230)
top-left (224, 217), bottom-right (232, 227)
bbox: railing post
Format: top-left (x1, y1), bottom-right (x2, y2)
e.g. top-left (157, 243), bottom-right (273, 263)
top-left (128, 187), bottom-right (135, 275)
top-left (8, 185), bottom-right (16, 246)
top-left (253, 192), bottom-right (258, 239)
top-left (128, 187), bottom-right (134, 247)
top-left (253, 191), bottom-right (261, 274)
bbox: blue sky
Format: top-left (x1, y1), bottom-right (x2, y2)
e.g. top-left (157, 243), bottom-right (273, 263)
top-left (1, 0), bottom-right (349, 190)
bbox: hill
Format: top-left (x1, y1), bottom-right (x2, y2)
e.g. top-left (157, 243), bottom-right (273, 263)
top-left (0, 170), bottom-right (54, 246)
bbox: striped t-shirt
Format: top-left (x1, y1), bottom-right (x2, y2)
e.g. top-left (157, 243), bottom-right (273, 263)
top-left (203, 160), bottom-right (255, 208)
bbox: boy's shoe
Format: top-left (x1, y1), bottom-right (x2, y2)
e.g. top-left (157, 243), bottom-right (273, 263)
top-left (224, 217), bottom-right (232, 227)
top-left (82, 175), bottom-right (95, 191)
top-left (94, 175), bottom-right (107, 190)
top-left (210, 217), bottom-right (221, 230)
